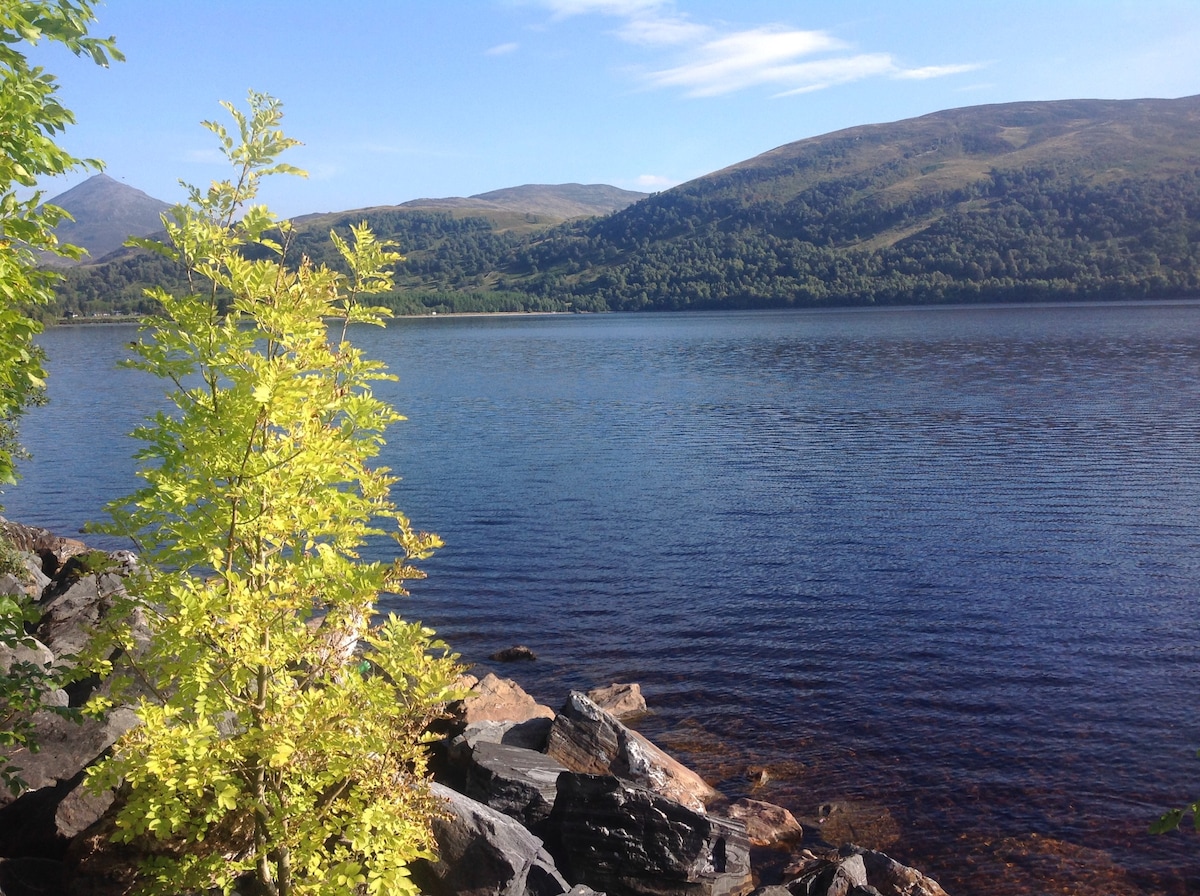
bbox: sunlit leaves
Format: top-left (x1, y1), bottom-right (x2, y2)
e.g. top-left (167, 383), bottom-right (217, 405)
top-left (89, 94), bottom-right (461, 896)
top-left (0, 1), bottom-right (119, 485)
top-left (0, 0), bottom-right (120, 800)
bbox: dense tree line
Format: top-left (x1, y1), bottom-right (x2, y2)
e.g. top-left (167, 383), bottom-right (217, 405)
top-left (53, 209), bottom-right (553, 316)
top-left (505, 163), bottom-right (1200, 310)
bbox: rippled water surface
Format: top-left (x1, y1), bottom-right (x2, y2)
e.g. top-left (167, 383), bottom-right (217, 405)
top-left (9, 303), bottom-right (1200, 893)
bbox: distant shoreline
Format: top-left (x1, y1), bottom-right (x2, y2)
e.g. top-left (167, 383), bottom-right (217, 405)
top-left (51, 310), bottom-right (580, 327)
top-left (50, 296), bottom-right (1200, 328)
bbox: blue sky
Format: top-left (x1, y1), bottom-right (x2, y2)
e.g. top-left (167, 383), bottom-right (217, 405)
top-left (33, 0), bottom-right (1200, 219)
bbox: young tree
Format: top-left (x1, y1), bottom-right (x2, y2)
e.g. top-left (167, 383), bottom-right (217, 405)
top-left (89, 92), bottom-right (461, 896)
top-left (0, 0), bottom-right (120, 795)
top-left (0, 0), bottom-right (121, 481)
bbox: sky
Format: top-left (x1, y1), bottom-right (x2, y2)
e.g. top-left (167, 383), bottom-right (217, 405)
top-left (30, 0), bottom-right (1200, 220)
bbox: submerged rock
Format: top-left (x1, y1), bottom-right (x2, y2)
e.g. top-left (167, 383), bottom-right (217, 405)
top-left (585, 682), bottom-right (647, 721)
top-left (492, 645), bottom-right (538, 662)
top-left (712, 798), bottom-right (803, 847)
top-left (805, 801), bottom-right (900, 852)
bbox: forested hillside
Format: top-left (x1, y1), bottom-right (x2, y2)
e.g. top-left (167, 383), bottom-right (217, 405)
top-left (509, 96), bottom-right (1200, 310)
top-left (53, 95), bottom-right (1200, 317)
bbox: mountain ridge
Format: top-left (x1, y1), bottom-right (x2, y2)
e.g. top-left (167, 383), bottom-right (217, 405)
top-left (289, 183), bottom-right (648, 233)
top-left (50, 94), bottom-right (1200, 316)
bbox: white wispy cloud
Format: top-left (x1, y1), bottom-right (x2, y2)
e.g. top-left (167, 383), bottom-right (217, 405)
top-left (616, 14), bottom-right (707, 46)
top-left (538, 0), bottom-right (705, 45)
top-left (893, 63), bottom-right (984, 81)
top-left (486, 41), bottom-right (520, 56)
top-left (771, 54), bottom-right (900, 97)
top-left (529, 1), bottom-right (981, 98)
top-left (645, 27), bottom-right (849, 97)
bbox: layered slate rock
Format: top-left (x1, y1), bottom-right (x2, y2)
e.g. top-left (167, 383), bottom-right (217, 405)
top-left (455, 718), bottom-right (555, 753)
top-left (0, 518), bottom-right (88, 571)
top-left (783, 851), bottom-right (870, 895)
top-left (464, 741), bottom-right (570, 832)
top-left (0, 552), bottom-right (51, 600)
top-left (35, 556), bottom-right (130, 670)
top-left (0, 706), bottom-right (140, 854)
top-left (857, 848), bottom-right (949, 896)
top-left (546, 691), bottom-right (719, 812)
top-left (549, 773), bottom-right (753, 896)
top-left (0, 545), bottom-right (148, 858)
top-left (414, 782), bottom-right (569, 896)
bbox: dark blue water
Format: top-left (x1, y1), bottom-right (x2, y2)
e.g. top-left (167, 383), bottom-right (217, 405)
top-left (8, 304), bottom-right (1200, 894)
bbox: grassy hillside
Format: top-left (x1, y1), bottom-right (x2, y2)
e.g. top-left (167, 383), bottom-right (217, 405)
top-left (470, 183), bottom-right (649, 218)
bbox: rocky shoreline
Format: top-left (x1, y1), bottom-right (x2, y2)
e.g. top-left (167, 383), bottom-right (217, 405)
top-left (0, 520), bottom-right (949, 896)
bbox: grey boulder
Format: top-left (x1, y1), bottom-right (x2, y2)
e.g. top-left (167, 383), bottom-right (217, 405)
top-left (414, 782), bottom-right (569, 896)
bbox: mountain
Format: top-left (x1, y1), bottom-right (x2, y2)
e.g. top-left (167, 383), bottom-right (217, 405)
top-left (508, 95), bottom-right (1200, 310)
top-left (696, 96), bottom-right (1200, 204)
top-left (53, 181), bottom-right (648, 316)
top-left (41, 173), bottom-right (170, 265)
top-left (52, 95), bottom-right (1200, 317)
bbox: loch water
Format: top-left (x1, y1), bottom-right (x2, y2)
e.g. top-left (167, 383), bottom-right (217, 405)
top-left (9, 302), bottom-right (1200, 894)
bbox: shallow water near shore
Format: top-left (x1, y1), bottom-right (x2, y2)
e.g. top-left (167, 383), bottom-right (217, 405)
top-left (8, 302), bottom-right (1200, 894)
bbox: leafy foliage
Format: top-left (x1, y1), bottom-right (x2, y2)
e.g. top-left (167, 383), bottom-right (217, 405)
top-left (506, 162), bottom-right (1200, 310)
top-left (0, 0), bottom-right (119, 797)
top-left (0, 0), bottom-right (120, 480)
top-left (0, 575), bottom-right (50, 795)
top-left (89, 93), bottom-right (462, 896)
top-left (1151, 798), bottom-right (1200, 836)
